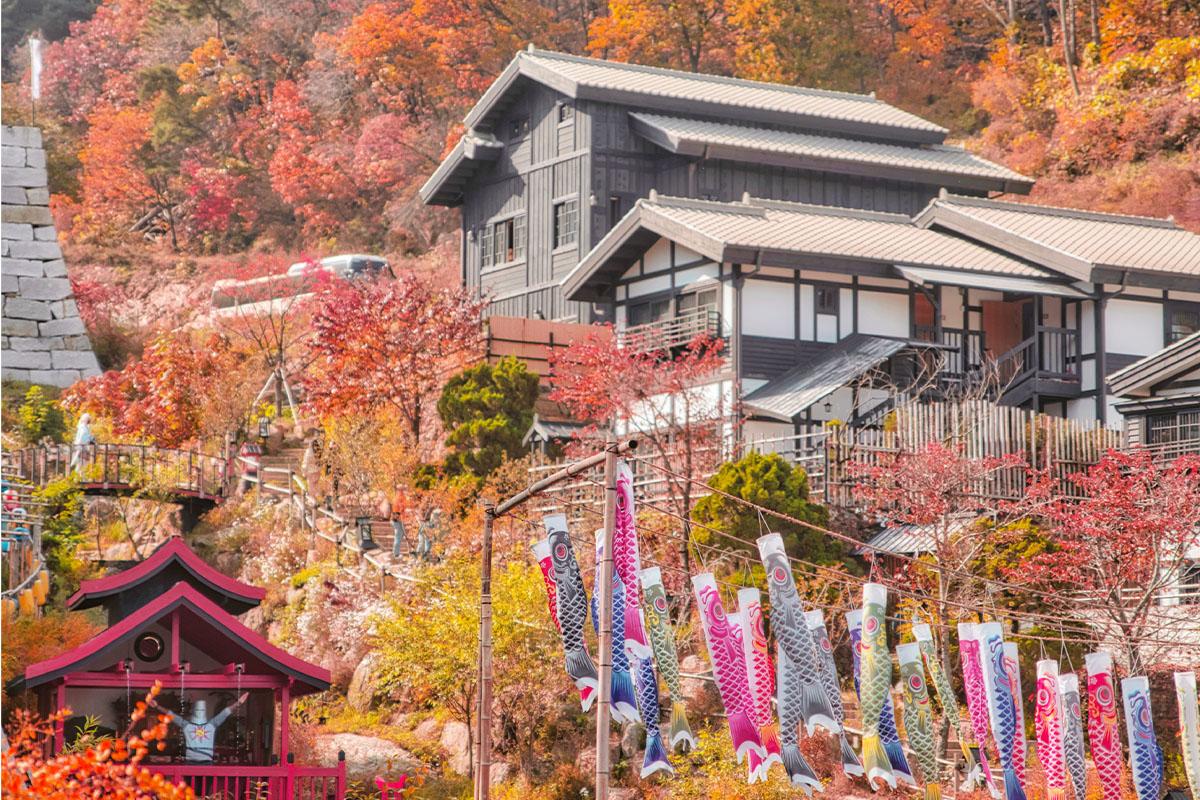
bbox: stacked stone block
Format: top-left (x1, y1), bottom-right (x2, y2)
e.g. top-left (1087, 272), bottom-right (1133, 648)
top-left (2, 125), bottom-right (101, 387)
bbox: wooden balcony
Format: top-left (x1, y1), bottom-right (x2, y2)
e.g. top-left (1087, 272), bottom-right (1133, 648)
top-left (995, 326), bottom-right (1081, 405)
top-left (912, 325), bottom-right (984, 386)
top-left (147, 756), bottom-right (346, 800)
top-left (618, 307), bottom-right (722, 355)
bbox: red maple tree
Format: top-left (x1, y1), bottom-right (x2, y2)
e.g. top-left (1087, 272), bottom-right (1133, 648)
top-left (549, 330), bottom-right (726, 570)
top-left (2, 683), bottom-right (193, 800)
top-left (301, 275), bottom-right (486, 448)
top-left (62, 330), bottom-right (251, 448)
top-left (1007, 449), bottom-right (1200, 670)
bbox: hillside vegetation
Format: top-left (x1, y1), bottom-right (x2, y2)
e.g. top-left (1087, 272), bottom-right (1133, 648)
top-left (0, 0), bottom-right (1196, 268)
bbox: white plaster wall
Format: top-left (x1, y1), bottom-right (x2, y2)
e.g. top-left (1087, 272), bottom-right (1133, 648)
top-left (1067, 397), bottom-right (1096, 422)
top-left (857, 291), bottom-right (909, 338)
top-left (642, 238), bottom-right (672, 274)
top-left (1081, 359), bottom-right (1096, 392)
top-left (1080, 301), bottom-right (1095, 354)
top-left (743, 279), bottom-right (795, 338)
top-left (799, 284), bottom-right (814, 341)
top-left (839, 288), bottom-right (854, 338)
top-left (1106, 299), bottom-right (1163, 355)
top-left (941, 286), bottom-right (964, 328)
top-left (675, 264), bottom-right (720, 289)
top-left (676, 243), bottom-right (704, 265)
top-left (626, 274), bottom-right (671, 299)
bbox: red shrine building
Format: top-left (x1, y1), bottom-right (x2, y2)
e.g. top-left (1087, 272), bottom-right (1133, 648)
top-left (9, 536), bottom-right (346, 799)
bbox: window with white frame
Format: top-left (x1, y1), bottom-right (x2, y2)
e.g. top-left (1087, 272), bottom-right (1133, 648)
top-left (480, 214), bottom-right (526, 270)
top-left (554, 199), bottom-right (579, 249)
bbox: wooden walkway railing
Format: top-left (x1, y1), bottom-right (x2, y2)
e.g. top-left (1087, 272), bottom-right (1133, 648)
top-left (529, 399), bottom-right (1125, 523)
top-left (12, 444), bottom-right (230, 501)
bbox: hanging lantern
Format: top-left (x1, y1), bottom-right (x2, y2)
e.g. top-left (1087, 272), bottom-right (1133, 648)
top-left (357, 517), bottom-right (378, 551)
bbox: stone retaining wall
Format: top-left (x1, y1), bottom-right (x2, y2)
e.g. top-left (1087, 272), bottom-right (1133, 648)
top-left (2, 125), bottom-right (101, 387)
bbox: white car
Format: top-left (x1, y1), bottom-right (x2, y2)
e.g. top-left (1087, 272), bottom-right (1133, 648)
top-left (285, 254), bottom-right (391, 279)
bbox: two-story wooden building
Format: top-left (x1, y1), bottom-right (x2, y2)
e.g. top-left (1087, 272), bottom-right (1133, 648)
top-left (420, 46), bottom-right (1033, 324)
top-left (560, 191), bottom-right (1200, 431)
top-left (422, 47), bottom-right (1200, 432)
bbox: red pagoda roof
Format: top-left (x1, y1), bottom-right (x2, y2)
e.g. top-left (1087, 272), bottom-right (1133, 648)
top-left (18, 581), bottom-right (331, 694)
top-left (67, 536), bottom-right (265, 615)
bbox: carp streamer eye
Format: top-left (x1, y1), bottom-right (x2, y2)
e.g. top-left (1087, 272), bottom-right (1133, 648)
top-left (1097, 685), bottom-right (1113, 705)
top-left (654, 597), bottom-right (667, 612)
top-left (909, 674), bottom-right (923, 691)
top-left (821, 638), bottom-right (832, 652)
top-left (554, 543), bottom-right (568, 560)
top-left (864, 617), bottom-right (878, 634)
top-left (771, 566), bottom-right (787, 584)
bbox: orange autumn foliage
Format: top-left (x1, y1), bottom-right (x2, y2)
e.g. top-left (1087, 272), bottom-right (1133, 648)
top-left (2, 684), bottom-right (194, 800)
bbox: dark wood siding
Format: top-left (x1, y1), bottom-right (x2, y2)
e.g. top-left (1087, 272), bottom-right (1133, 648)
top-left (457, 92), bottom-right (966, 323)
top-left (742, 337), bottom-right (832, 381)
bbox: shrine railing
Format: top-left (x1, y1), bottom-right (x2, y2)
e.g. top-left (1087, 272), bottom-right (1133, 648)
top-left (147, 755), bottom-right (345, 800)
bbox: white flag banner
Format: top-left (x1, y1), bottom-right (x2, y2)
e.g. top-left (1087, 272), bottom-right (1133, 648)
top-left (30, 38), bottom-right (43, 101)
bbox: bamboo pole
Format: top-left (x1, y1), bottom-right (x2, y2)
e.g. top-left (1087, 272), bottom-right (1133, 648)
top-left (475, 508), bottom-right (495, 800)
top-left (474, 439), bottom-right (637, 800)
top-left (594, 442), bottom-right (619, 800)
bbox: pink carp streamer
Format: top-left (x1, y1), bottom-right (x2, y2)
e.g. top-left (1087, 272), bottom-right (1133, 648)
top-left (736, 589), bottom-right (783, 783)
top-left (958, 623), bottom-right (1001, 799)
top-left (613, 460), bottom-right (651, 659)
top-left (1085, 651), bottom-right (1124, 800)
top-left (692, 573), bottom-right (765, 764)
top-left (1034, 660), bottom-right (1068, 800)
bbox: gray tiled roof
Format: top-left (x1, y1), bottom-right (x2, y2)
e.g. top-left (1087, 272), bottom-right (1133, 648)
top-left (918, 194), bottom-right (1200, 281)
top-left (856, 514), bottom-right (978, 556)
top-left (743, 335), bottom-right (923, 421)
top-left (517, 49), bottom-right (946, 137)
top-left (563, 194), bottom-right (1057, 301)
top-left (629, 113), bottom-right (1031, 192)
top-left (1108, 331), bottom-right (1200, 398)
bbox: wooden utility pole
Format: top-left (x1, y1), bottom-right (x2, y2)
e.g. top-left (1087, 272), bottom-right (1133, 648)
top-left (475, 506), bottom-right (495, 800)
top-left (594, 442), bottom-right (619, 800)
top-left (473, 440), bottom-right (637, 800)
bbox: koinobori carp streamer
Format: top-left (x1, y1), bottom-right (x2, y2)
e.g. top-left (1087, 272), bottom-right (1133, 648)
top-left (543, 515), bottom-right (599, 707)
top-left (1034, 659), bottom-right (1068, 800)
top-left (1121, 676), bottom-right (1163, 800)
top-left (692, 572), bottom-right (765, 764)
top-left (1058, 673), bottom-right (1087, 800)
top-left (639, 566), bottom-right (696, 751)
top-left (805, 609), bottom-right (863, 777)
top-left (591, 529), bottom-right (638, 724)
top-left (857, 583), bottom-right (898, 791)
top-left (613, 460), bottom-right (651, 660)
top-left (914, 621), bottom-right (982, 790)
top-left (849, 607), bottom-right (915, 789)
top-left (897, 642), bottom-right (941, 800)
top-left (1174, 671), bottom-right (1200, 800)
top-left (959, 623), bottom-right (1001, 799)
top-left (756, 534), bottom-right (839, 735)
top-left (978, 622), bottom-right (1026, 800)
top-left (633, 612), bottom-right (673, 780)
top-left (1086, 651), bottom-right (1124, 800)
top-left (736, 588), bottom-right (783, 783)
top-left (532, 536), bottom-right (594, 711)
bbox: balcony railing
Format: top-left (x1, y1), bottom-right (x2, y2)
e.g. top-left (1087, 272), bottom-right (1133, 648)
top-left (618, 307), bottom-right (722, 354)
top-left (913, 325), bottom-right (985, 382)
top-left (147, 758), bottom-right (345, 800)
top-left (995, 326), bottom-right (1079, 388)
